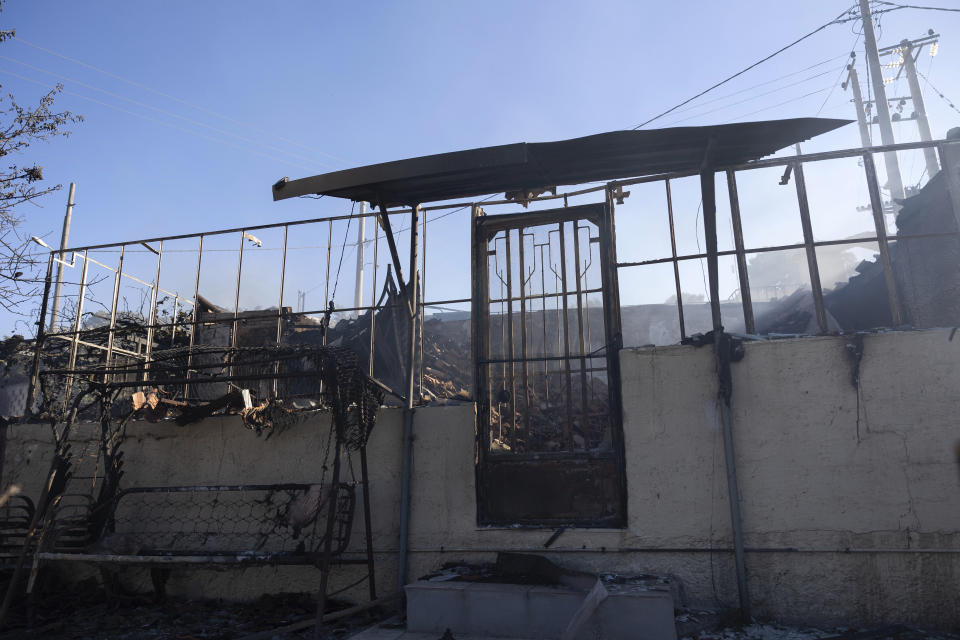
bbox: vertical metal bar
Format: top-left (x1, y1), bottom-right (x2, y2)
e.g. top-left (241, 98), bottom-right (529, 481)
top-left (538, 243), bottom-right (549, 400)
top-left (600, 190), bottom-right (626, 527)
top-left (275, 225), bottom-right (289, 397)
top-left (359, 445), bottom-right (377, 601)
top-left (862, 153), bottom-right (904, 325)
top-left (324, 220), bottom-right (333, 313)
top-left (719, 393), bottom-right (750, 621)
top-left (571, 223), bottom-right (589, 447)
top-left (665, 180), bottom-right (686, 340)
top-left (418, 208), bottom-right (426, 400)
top-left (503, 230), bottom-right (517, 450)
top-left (398, 204), bottom-right (420, 593)
top-left (517, 230), bottom-right (531, 446)
top-left (726, 170), bottom-right (755, 334)
top-left (313, 440), bottom-right (342, 637)
top-left (169, 296), bottom-right (179, 348)
top-left (277, 225), bottom-right (289, 345)
top-left (230, 232), bottom-right (245, 389)
top-left (701, 172), bottom-right (722, 331)
top-left (103, 245), bottom-right (125, 383)
top-left (63, 250), bottom-right (90, 405)
top-left (185, 236), bottom-right (203, 400)
top-left (495, 247), bottom-right (505, 441)
top-left (143, 240), bottom-right (164, 381)
top-left (701, 167), bottom-right (751, 623)
top-left (26, 254), bottom-right (55, 415)
top-left (557, 221), bottom-right (573, 449)
top-left (232, 231), bottom-right (245, 350)
top-left (368, 222), bottom-right (378, 377)
top-left (580, 225), bottom-right (595, 373)
top-left (793, 160), bottom-right (829, 333)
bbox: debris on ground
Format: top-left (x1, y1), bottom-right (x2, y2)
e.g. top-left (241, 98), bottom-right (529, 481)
top-left (683, 623), bottom-right (960, 640)
top-left (0, 581), bottom-right (395, 640)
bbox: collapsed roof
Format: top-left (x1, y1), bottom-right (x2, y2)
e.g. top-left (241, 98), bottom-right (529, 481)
top-left (272, 118), bottom-right (850, 207)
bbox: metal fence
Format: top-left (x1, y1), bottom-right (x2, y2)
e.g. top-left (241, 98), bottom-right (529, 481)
top-left (28, 137), bottom-right (960, 416)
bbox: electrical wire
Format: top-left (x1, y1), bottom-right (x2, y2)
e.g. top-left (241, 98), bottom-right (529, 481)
top-left (660, 52), bottom-right (852, 118)
top-left (875, 1), bottom-right (960, 12)
top-left (0, 55), bottom-right (336, 170)
top-left (816, 33), bottom-right (862, 116)
top-left (0, 69), bottom-right (315, 172)
top-left (659, 69), bottom-right (836, 128)
top-left (631, 5), bottom-right (858, 129)
top-left (11, 35), bottom-right (348, 164)
top-left (726, 86), bottom-right (833, 122)
top-left (328, 202), bottom-right (356, 301)
top-left (916, 68), bottom-right (960, 116)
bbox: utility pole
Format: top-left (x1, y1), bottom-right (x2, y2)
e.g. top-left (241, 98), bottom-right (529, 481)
top-left (49, 182), bottom-right (75, 331)
top-left (353, 202), bottom-right (366, 315)
top-left (900, 38), bottom-right (940, 178)
top-left (844, 59), bottom-right (873, 149)
top-left (859, 0), bottom-right (905, 201)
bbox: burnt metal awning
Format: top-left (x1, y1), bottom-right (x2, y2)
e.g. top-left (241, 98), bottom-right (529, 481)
top-left (272, 118), bottom-right (850, 207)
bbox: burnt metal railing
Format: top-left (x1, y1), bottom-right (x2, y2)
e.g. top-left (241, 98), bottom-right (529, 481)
top-left (27, 137), bottom-right (960, 416)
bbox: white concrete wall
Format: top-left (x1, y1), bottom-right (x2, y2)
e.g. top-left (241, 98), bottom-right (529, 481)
top-left (4, 328), bottom-right (959, 629)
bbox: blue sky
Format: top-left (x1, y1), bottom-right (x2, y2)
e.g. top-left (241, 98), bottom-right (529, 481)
top-left (2, 0), bottom-right (959, 336)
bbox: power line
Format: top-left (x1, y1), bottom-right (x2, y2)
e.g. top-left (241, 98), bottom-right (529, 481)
top-left (0, 69), bottom-right (315, 172)
top-left (875, 1), bottom-right (960, 12)
top-left (11, 36), bottom-right (348, 165)
top-left (916, 68), bottom-right (960, 116)
top-left (328, 202), bottom-right (356, 301)
top-left (0, 55), bottom-right (336, 170)
top-left (631, 5), bottom-right (857, 129)
top-left (659, 69), bottom-right (836, 127)
top-left (661, 52), bottom-right (851, 118)
top-left (816, 32), bottom-right (862, 116)
top-left (726, 86), bottom-right (833, 122)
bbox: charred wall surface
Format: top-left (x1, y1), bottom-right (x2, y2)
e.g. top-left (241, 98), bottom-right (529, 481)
top-left (3, 329), bottom-right (959, 629)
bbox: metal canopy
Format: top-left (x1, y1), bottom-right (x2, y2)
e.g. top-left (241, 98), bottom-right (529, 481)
top-left (272, 118), bottom-right (850, 207)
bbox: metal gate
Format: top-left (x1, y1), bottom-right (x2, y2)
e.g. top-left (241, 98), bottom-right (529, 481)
top-left (472, 202), bottom-right (625, 526)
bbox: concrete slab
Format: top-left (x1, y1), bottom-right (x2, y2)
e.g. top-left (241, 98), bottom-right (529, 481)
top-left (405, 581), bottom-right (676, 640)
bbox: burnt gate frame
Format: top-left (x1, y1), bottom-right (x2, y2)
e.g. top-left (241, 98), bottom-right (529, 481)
top-left (471, 201), bottom-right (626, 527)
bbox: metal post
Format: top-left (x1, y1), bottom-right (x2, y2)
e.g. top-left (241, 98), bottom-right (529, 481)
top-left (900, 40), bottom-right (940, 179)
top-left (64, 251), bottom-right (90, 405)
top-left (369, 222), bottom-right (379, 377)
top-left (700, 172), bottom-right (722, 331)
top-left (49, 182), bottom-right (75, 332)
top-left (859, 0), bottom-right (905, 200)
top-left (862, 154), bottom-right (905, 325)
top-left (185, 236), bottom-right (203, 400)
top-left (359, 445), bottom-right (377, 601)
top-left (103, 246), bottom-right (125, 382)
top-left (701, 167), bottom-right (751, 622)
top-left (793, 160), bottom-right (829, 333)
top-left (845, 63), bottom-right (873, 149)
top-left (398, 204), bottom-right (420, 593)
top-left (275, 226), bottom-right (289, 397)
top-left (143, 241), bottom-right (163, 380)
top-left (726, 170), bottom-right (755, 334)
top-left (665, 180), bottom-right (686, 339)
top-left (26, 254), bottom-right (55, 415)
top-left (354, 202), bottom-right (366, 314)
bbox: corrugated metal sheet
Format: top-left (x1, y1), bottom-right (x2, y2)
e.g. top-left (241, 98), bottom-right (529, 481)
top-left (272, 118), bottom-right (850, 207)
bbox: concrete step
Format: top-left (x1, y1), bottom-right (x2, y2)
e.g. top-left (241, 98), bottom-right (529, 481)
top-left (405, 581), bottom-right (677, 640)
